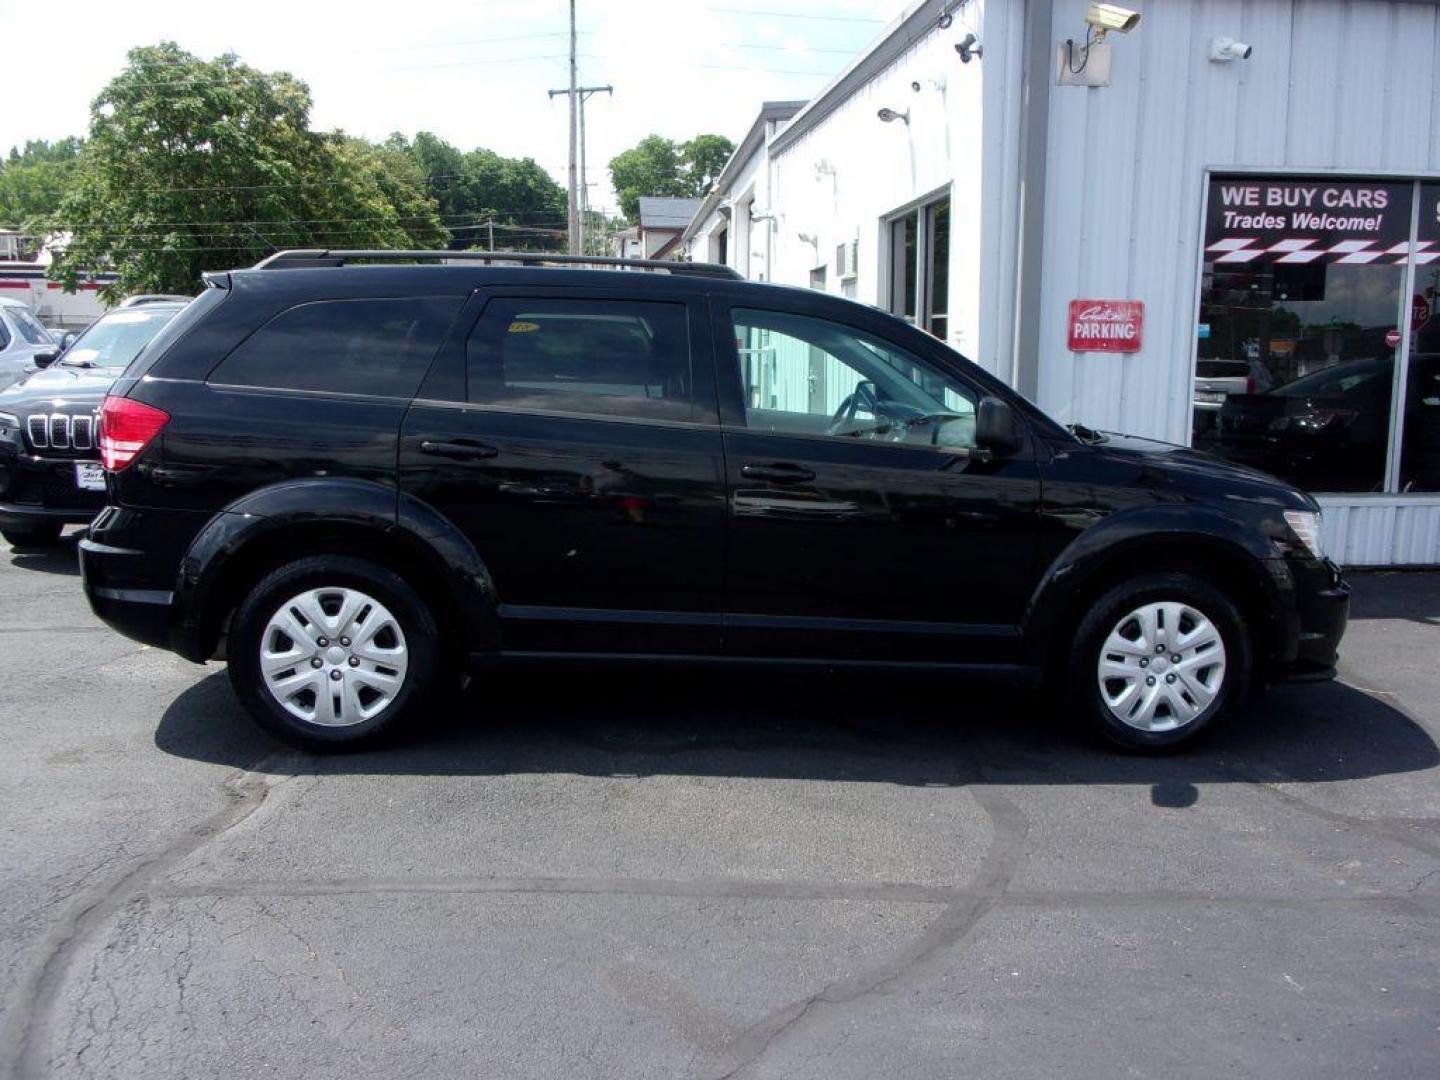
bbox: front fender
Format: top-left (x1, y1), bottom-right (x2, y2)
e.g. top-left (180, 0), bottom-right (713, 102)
top-left (1022, 504), bottom-right (1285, 667)
top-left (173, 478), bottom-right (497, 660)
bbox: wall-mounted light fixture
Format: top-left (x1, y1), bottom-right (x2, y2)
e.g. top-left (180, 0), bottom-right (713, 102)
top-left (877, 107), bottom-right (910, 125)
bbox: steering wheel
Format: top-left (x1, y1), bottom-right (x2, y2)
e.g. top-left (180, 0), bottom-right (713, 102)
top-left (827, 379), bottom-right (881, 436)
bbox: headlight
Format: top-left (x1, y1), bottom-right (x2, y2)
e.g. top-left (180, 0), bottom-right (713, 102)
top-left (1283, 509), bottom-right (1323, 559)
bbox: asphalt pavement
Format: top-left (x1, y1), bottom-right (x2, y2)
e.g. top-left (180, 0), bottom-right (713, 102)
top-left (0, 531), bottom-right (1436, 1079)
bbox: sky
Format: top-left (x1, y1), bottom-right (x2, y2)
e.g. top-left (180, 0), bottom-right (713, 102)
top-left (0, 0), bottom-right (911, 213)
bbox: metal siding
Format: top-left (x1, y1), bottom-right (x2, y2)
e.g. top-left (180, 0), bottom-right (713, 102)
top-left (1036, 0), bottom-right (1440, 564)
top-left (1317, 499), bottom-right (1440, 565)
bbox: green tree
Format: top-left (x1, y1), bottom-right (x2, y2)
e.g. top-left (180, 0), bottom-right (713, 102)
top-left (46, 44), bottom-right (445, 298)
top-left (608, 133), bottom-right (736, 221)
top-left (0, 138), bottom-right (84, 227)
top-left (392, 131), bottom-right (567, 250)
top-left (609, 135), bottom-right (687, 222)
top-left (679, 134), bottom-right (734, 195)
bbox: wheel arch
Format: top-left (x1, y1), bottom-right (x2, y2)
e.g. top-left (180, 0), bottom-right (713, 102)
top-left (173, 478), bottom-right (498, 662)
top-left (1024, 510), bottom-right (1286, 684)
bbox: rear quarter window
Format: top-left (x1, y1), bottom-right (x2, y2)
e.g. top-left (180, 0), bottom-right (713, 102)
top-left (210, 297), bottom-right (461, 399)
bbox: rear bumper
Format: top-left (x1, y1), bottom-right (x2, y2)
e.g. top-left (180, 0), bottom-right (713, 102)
top-left (1268, 556), bottom-right (1349, 683)
top-left (79, 505), bottom-right (212, 661)
top-left (79, 535), bottom-right (179, 652)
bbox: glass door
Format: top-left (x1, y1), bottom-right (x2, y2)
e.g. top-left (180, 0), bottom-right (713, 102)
top-left (1398, 182), bottom-right (1440, 492)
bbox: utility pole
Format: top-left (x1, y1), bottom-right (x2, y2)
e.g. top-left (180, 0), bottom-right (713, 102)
top-left (577, 84), bottom-right (612, 254)
top-left (566, 0), bottom-right (579, 253)
top-left (546, 3), bottom-right (613, 255)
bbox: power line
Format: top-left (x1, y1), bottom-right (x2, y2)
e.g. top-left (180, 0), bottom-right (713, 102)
top-left (705, 6), bottom-right (885, 22)
top-left (364, 30), bottom-right (589, 52)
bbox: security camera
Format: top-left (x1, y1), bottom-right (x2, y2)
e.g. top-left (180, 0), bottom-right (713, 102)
top-left (1210, 36), bottom-right (1253, 61)
top-left (955, 32), bottom-right (982, 63)
top-left (1084, 3), bottom-right (1140, 38)
top-left (876, 107), bottom-right (910, 125)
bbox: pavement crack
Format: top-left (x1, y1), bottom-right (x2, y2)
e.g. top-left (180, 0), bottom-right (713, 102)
top-left (0, 750), bottom-right (299, 1080)
top-left (697, 783), bottom-right (1030, 1080)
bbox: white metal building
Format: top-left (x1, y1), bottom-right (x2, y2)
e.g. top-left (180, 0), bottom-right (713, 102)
top-left (683, 0), bottom-right (1440, 566)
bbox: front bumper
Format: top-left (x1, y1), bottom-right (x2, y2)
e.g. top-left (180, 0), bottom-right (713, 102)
top-left (0, 450), bottom-right (106, 527)
top-left (1268, 555), bottom-right (1349, 682)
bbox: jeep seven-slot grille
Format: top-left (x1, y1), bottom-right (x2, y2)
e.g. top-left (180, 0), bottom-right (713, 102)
top-left (24, 412), bottom-right (99, 453)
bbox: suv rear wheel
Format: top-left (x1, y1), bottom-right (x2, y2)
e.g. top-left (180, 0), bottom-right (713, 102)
top-left (1068, 572), bottom-right (1251, 751)
top-left (227, 555), bottom-right (440, 749)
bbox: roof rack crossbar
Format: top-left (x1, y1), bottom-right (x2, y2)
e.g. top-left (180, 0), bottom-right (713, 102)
top-left (251, 249), bottom-right (743, 280)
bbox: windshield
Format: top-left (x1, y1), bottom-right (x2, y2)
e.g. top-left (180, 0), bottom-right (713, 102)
top-left (60, 307), bottom-right (181, 370)
top-left (1270, 358), bottom-right (1389, 399)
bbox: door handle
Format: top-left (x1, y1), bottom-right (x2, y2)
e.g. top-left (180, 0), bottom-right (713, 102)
top-left (740, 463), bottom-right (816, 484)
top-left (419, 439), bottom-right (498, 461)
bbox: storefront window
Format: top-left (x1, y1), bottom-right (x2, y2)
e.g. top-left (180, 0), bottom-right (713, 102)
top-left (1193, 177), bottom-right (1416, 493)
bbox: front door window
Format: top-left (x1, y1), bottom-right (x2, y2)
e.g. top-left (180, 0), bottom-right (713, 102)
top-left (732, 307), bottom-right (977, 449)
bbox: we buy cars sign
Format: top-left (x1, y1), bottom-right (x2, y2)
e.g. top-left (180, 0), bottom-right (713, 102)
top-left (1068, 300), bottom-right (1144, 353)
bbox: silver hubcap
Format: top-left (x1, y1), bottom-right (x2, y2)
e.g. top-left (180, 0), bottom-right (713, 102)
top-left (259, 587), bottom-right (408, 727)
top-left (1097, 601), bottom-right (1227, 733)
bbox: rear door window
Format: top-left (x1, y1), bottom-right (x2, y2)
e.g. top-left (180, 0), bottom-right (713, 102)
top-left (465, 298), bottom-right (693, 422)
top-left (211, 297), bottom-right (461, 399)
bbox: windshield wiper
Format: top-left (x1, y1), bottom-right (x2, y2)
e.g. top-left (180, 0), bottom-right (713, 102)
top-left (59, 358), bottom-right (98, 369)
top-left (1068, 422), bottom-right (1108, 444)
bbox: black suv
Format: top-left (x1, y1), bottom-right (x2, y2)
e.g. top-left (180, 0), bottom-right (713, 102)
top-left (79, 250), bottom-right (1349, 751)
top-left (0, 300), bottom-right (187, 546)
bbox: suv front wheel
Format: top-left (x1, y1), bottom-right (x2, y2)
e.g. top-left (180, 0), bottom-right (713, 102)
top-left (227, 555), bottom-right (440, 749)
top-left (1068, 572), bottom-right (1251, 751)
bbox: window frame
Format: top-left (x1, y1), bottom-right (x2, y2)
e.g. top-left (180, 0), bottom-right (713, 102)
top-left (709, 294), bottom-right (1026, 459)
top-left (429, 285), bottom-right (720, 429)
top-left (880, 185), bottom-right (952, 340)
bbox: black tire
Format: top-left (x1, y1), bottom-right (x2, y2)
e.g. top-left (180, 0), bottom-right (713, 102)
top-left (1067, 572), bottom-right (1251, 752)
top-left (2, 523), bottom-right (64, 548)
top-left (227, 555), bottom-right (441, 750)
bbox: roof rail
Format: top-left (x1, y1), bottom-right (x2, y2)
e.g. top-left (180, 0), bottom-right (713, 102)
top-left (250, 249), bottom-right (743, 280)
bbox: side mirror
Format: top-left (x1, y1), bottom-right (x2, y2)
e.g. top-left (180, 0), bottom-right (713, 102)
top-left (31, 348), bottom-right (59, 369)
top-left (974, 396), bottom-right (1021, 454)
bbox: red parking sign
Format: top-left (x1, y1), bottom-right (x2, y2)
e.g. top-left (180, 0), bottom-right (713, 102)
top-left (1068, 299), bottom-right (1144, 353)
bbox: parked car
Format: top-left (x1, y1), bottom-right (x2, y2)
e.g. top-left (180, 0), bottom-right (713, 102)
top-left (0, 300), bottom-right (187, 547)
top-left (118, 293), bottom-right (194, 308)
top-left (1198, 355), bottom-right (1434, 495)
top-left (79, 251), bottom-right (1348, 753)
top-left (0, 297), bottom-right (59, 391)
top-left (1193, 358), bottom-right (1273, 411)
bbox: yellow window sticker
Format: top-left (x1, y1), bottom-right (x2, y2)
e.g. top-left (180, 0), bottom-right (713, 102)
top-left (508, 320), bottom-right (540, 334)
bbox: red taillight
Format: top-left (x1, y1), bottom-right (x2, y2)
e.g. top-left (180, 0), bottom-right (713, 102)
top-left (98, 395), bottom-right (169, 471)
